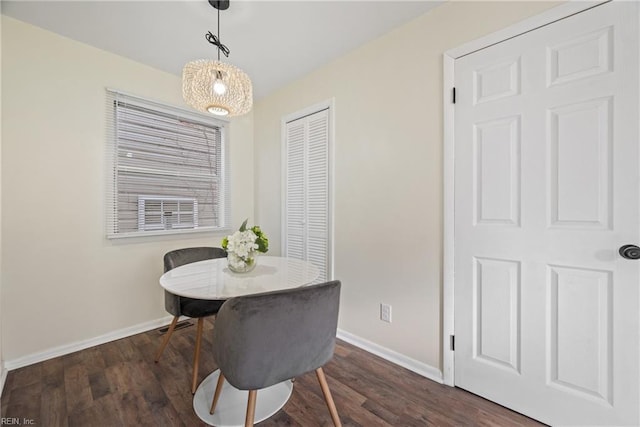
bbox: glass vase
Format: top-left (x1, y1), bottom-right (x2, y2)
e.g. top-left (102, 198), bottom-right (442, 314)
top-left (228, 251), bottom-right (258, 273)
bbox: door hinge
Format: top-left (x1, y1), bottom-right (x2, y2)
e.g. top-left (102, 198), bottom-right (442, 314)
top-left (452, 87), bottom-right (456, 104)
top-left (450, 335), bottom-right (455, 351)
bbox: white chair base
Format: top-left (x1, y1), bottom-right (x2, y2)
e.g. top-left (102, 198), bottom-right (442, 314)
top-left (193, 370), bottom-right (293, 426)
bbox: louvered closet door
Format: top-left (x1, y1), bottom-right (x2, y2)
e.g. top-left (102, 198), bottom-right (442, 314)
top-left (284, 109), bottom-right (330, 282)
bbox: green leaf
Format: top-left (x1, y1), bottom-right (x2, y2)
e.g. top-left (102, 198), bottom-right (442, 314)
top-left (239, 218), bottom-right (248, 232)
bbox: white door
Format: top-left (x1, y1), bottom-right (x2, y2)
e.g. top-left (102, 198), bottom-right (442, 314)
top-left (454, 2), bottom-right (639, 425)
top-left (284, 108), bottom-right (331, 283)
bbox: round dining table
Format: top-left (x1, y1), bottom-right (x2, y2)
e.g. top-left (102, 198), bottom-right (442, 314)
top-left (159, 255), bottom-right (320, 427)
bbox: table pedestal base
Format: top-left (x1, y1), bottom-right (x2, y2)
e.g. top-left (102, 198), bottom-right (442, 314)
top-left (193, 370), bottom-right (293, 426)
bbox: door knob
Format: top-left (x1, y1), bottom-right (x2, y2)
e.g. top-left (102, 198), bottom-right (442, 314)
top-left (619, 244), bottom-right (640, 260)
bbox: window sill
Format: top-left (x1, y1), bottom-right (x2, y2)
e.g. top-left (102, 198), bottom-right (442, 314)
top-left (107, 226), bottom-right (231, 240)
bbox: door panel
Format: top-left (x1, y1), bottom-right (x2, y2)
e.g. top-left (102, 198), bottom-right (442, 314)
top-left (306, 110), bottom-right (330, 283)
top-left (548, 98), bottom-right (612, 228)
top-left (548, 265), bottom-right (612, 404)
top-left (454, 2), bottom-right (639, 425)
top-left (285, 119), bottom-right (306, 260)
top-left (473, 116), bottom-right (521, 226)
top-left (474, 257), bottom-right (521, 373)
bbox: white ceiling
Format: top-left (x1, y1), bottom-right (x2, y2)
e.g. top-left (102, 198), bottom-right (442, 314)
top-left (2, 0), bottom-right (443, 99)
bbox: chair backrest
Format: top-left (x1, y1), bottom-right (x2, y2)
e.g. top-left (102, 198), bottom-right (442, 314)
top-left (212, 280), bottom-right (341, 390)
top-left (164, 247), bottom-right (227, 272)
top-left (163, 247), bottom-right (227, 316)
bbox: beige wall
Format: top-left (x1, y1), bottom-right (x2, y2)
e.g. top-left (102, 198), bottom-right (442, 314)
top-left (1, 16), bottom-right (254, 362)
top-left (254, 1), bottom-right (560, 370)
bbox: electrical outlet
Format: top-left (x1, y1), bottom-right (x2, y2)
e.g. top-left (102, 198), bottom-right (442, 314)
top-left (380, 303), bottom-right (392, 323)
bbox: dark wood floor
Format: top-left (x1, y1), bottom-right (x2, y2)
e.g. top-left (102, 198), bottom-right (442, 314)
top-left (1, 318), bottom-right (544, 426)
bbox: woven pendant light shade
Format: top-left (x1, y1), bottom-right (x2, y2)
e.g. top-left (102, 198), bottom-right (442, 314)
top-left (182, 59), bottom-right (253, 117)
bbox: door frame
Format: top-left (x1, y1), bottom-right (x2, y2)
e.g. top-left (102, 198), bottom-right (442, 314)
top-left (441, 0), bottom-right (609, 386)
top-left (280, 99), bottom-right (336, 280)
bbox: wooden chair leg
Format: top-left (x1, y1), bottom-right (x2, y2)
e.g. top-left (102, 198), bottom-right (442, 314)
top-left (155, 316), bottom-right (179, 362)
top-left (191, 318), bottom-right (204, 394)
top-left (210, 373), bottom-right (226, 414)
top-left (245, 390), bottom-right (257, 427)
top-left (316, 367), bottom-right (342, 427)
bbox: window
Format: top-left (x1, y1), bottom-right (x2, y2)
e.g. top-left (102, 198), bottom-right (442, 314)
top-left (106, 90), bottom-right (229, 238)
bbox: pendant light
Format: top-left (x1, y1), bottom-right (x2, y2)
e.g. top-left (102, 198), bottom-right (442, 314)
top-left (182, 0), bottom-right (253, 117)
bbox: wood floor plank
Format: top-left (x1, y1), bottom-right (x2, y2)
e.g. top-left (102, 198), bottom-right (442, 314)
top-left (63, 363), bottom-right (93, 416)
top-left (99, 342), bottom-right (126, 368)
top-left (311, 367), bottom-right (367, 408)
top-left (104, 362), bottom-right (132, 395)
top-left (260, 409), bottom-right (300, 426)
top-left (67, 394), bottom-right (122, 427)
top-left (360, 398), bottom-right (401, 425)
top-left (285, 377), bottom-right (335, 427)
top-left (324, 353), bottom-right (411, 416)
top-left (3, 381), bottom-right (42, 425)
top-left (88, 371), bottom-right (110, 401)
top-left (41, 376), bottom-right (69, 427)
top-left (1, 318), bottom-right (546, 426)
top-left (8, 362), bottom-right (42, 389)
top-left (293, 370), bottom-right (392, 427)
top-left (41, 356), bottom-right (65, 388)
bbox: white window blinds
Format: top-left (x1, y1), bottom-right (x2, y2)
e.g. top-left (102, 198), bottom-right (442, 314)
top-left (284, 108), bottom-right (331, 283)
top-left (106, 90), bottom-right (229, 238)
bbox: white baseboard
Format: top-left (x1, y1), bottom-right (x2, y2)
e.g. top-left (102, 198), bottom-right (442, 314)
top-left (3, 319), bottom-right (444, 388)
top-left (0, 363), bottom-right (7, 398)
top-left (4, 315), bottom-right (177, 371)
top-left (337, 329), bottom-right (443, 384)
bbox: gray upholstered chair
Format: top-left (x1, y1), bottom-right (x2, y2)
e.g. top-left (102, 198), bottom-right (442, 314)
top-left (209, 280), bottom-right (342, 427)
top-left (155, 247), bottom-right (227, 393)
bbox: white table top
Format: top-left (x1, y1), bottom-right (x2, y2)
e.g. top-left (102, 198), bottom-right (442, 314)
top-left (159, 255), bottom-right (320, 300)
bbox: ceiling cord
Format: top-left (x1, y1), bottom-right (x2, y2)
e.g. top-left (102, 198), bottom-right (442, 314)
top-left (205, 6), bottom-right (230, 60)
top-left (206, 31), bottom-right (229, 59)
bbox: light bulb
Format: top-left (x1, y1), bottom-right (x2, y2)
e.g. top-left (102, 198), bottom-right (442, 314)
top-left (213, 80), bottom-right (227, 95)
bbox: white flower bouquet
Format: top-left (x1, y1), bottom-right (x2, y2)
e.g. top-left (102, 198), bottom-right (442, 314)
top-left (221, 219), bottom-right (269, 273)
